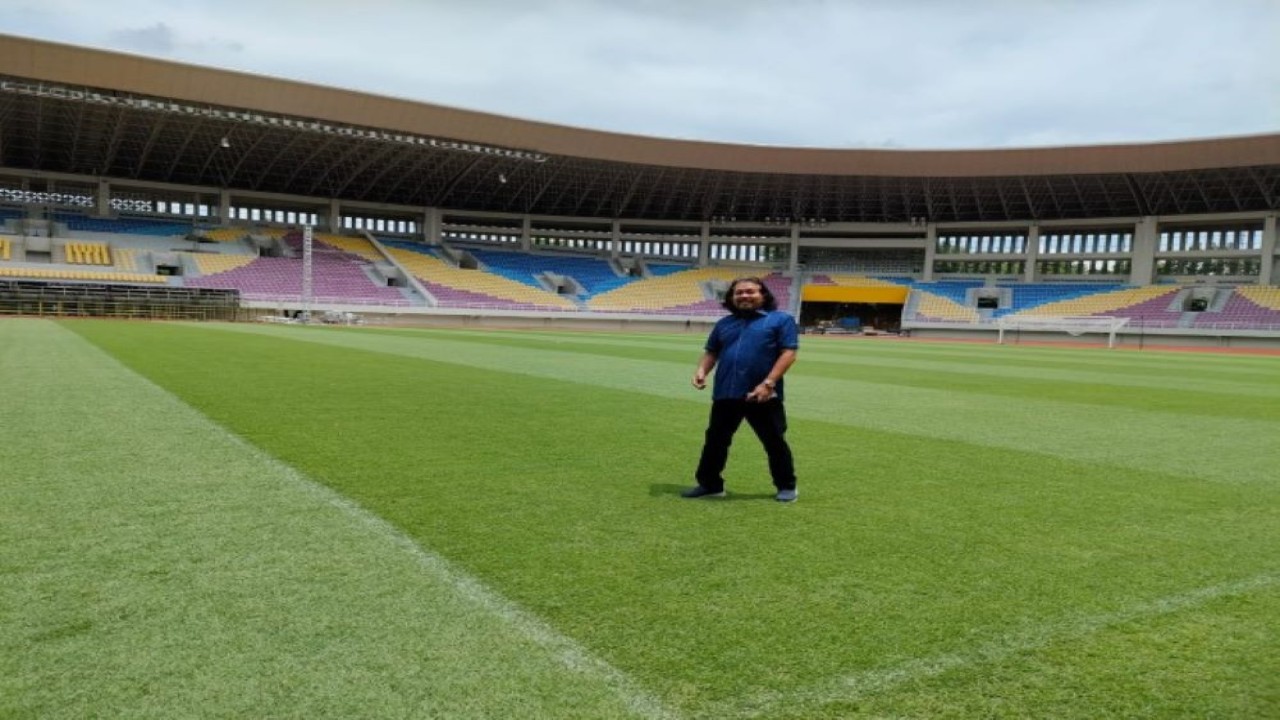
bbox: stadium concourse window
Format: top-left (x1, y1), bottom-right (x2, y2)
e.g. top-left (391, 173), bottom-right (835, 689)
top-left (1159, 227), bottom-right (1263, 252)
top-left (1037, 230), bottom-right (1132, 255)
top-left (618, 239), bottom-right (699, 258)
top-left (443, 229), bottom-right (518, 244)
top-left (226, 206), bottom-right (315, 225)
top-left (161, 201), bottom-right (210, 217)
top-left (934, 260), bottom-right (1026, 275)
top-left (798, 247), bottom-right (921, 274)
top-left (708, 243), bottom-right (783, 262)
top-left (1036, 259), bottom-right (1131, 276)
top-left (343, 216), bottom-right (419, 234)
top-left (936, 232), bottom-right (1028, 255)
top-left (96, 197), bottom-right (213, 218)
top-left (229, 206), bottom-right (319, 226)
top-left (531, 235), bottom-right (611, 251)
top-left (1156, 257), bottom-right (1261, 277)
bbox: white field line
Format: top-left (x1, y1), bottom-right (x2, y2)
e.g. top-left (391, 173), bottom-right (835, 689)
top-left (272, 473), bottom-right (679, 720)
top-left (100, 355), bottom-right (680, 720)
top-left (719, 573), bottom-right (1279, 718)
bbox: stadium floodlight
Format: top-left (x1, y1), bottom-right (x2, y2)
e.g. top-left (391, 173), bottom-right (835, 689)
top-left (301, 225), bottom-right (313, 323)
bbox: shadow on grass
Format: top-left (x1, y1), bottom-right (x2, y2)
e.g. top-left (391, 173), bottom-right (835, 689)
top-left (649, 483), bottom-right (777, 501)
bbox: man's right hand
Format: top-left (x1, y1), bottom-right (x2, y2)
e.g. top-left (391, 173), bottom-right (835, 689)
top-left (692, 371), bottom-right (707, 389)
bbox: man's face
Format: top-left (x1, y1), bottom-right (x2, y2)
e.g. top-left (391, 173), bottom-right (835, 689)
top-left (731, 282), bottom-right (765, 312)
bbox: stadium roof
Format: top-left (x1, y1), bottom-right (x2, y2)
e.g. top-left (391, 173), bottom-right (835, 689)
top-left (2, 34), bottom-right (1278, 224)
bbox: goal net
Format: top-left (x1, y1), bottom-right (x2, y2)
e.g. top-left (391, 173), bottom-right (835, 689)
top-left (995, 315), bottom-right (1130, 347)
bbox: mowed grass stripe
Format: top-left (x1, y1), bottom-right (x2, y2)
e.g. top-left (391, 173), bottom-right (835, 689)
top-left (727, 573), bottom-right (1280, 719)
top-left (363, 326), bottom-right (707, 353)
top-left (1, 320), bottom-right (664, 720)
top-left (385, 327), bottom-right (1280, 382)
top-left (350, 327), bottom-right (1280, 420)
top-left (796, 346), bottom-right (1280, 398)
top-left (195, 322), bottom-right (1278, 485)
top-left (366, 325), bottom-right (1280, 397)
top-left (803, 335), bottom-right (1280, 371)
top-left (205, 322), bottom-right (1279, 400)
top-left (793, 358), bottom-right (1278, 421)
top-left (70, 321), bottom-right (1280, 717)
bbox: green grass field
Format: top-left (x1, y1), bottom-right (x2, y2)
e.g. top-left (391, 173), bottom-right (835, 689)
top-left (3, 318), bottom-right (1278, 719)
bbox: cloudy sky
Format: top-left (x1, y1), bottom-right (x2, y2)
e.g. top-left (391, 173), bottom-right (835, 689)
top-left (3, 0), bottom-right (1277, 149)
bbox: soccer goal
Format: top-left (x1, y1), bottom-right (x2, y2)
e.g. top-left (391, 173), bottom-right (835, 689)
top-left (995, 315), bottom-right (1130, 347)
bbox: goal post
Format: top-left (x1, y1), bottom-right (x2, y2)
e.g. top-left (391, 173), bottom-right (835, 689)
top-left (996, 315), bottom-right (1130, 348)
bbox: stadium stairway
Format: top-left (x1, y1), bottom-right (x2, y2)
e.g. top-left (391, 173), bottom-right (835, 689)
top-left (586, 267), bottom-right (788, 315)
top-left (1190, 286), bottom-right (1280, 329)
top-left (382, 241), bottom-right (578, 311)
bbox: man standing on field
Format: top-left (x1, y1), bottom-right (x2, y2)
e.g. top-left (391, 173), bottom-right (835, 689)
top-left (684, 277), bottom-right (800, 502)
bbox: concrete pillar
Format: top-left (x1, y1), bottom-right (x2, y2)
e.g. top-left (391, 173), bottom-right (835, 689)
top-left (1261, 214), bottom-right (1277, 284)
top-left (610, 220), bottom-right (621, 259)
top-left (218, 190), bottom-right (231, 225)
top-left (96, 179), bottom-right (110, 217)
top-left (698, 222), bottom-right (710, 267)
top-left (1024, 225), bottom-right (1040, 282)
top-left (922, 223), bottom-right (937, 281)
top-left (327, 199), bottom-right (340, 233)
top-left (422, 207), bottom-right (441, 244)
top-left (520, 216), bottom-right (532, 252)
top-left (788, 226), bottom-right (800, 274)
top-left (1129, 217), bottom-right (1158, 285)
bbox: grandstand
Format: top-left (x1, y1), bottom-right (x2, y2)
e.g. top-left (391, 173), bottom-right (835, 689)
top-left (0, 35), bottom-right (1275, 346)
top-left (1191, 286), bottom-right (1280, 329)
top-left (464, 246), bottom-right (634, 296)
top-left (182, 230), bottom-right (416, 307)
top-left (383, 241), bottom-right (578, 311)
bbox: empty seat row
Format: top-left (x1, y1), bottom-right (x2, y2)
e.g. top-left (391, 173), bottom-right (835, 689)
top-left (64, 242), bottom-right (112, 266)
top-left (0, 266), bottom-right (167, 283)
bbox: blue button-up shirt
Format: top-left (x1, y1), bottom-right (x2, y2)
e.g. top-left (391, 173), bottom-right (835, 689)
top-left (706, 310), bottom-right (799, 401)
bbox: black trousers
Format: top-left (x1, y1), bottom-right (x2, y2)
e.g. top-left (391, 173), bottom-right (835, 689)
top-left (695, 399), bottom-right (796, 491)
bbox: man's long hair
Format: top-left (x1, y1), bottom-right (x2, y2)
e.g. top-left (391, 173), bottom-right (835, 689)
top-left (721, 276), bottom-right (778, 313)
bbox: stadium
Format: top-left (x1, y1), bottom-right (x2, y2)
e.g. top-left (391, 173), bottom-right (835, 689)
top-left (2, 34), bottom-right (1279, 344)
top-left (3, 32), bottom-right (1279, 719)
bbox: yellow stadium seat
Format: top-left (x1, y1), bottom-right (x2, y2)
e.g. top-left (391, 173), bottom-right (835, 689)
top-left (389, 248), bottom-right (577, 309)
top-left (587, 267), bottom-right (746, 312)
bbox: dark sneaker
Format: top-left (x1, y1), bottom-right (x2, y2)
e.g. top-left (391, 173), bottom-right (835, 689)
top-left (681, 485), bottom-right (726, 499)
top-left (775, 488), bottom-right (798, 503)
